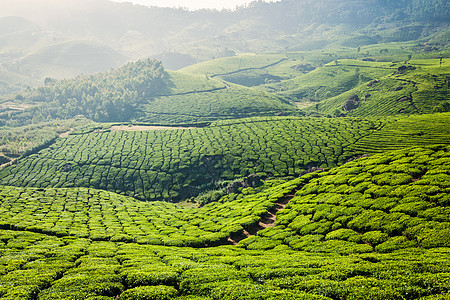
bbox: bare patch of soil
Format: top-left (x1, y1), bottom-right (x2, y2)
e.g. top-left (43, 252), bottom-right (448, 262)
top-left (59, 129), bottom-right (73, 138)
top-left (0, 102), bottom-right (36, 111)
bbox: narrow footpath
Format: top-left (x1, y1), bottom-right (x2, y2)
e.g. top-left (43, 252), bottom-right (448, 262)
top-left (227, 188), bottom-right (300, 245)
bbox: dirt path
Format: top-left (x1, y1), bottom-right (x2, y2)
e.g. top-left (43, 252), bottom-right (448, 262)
top-left (59, 129), bottom-right (73, 137)
top-left (227, 188), bottom-right (299, 245)
top-left (211, 58), bottom-right (287, 78)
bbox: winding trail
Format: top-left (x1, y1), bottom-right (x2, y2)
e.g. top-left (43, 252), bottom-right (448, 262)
top-left (227, 187), bottom-right (300, 245)
top-left (210, 58), bottom-right (287, 78)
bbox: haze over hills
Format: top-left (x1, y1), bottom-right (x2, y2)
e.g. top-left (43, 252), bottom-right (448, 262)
top-left (0, 0), bottom-right (449, 299)
top-left (0, 0), bottom-right (448, 93)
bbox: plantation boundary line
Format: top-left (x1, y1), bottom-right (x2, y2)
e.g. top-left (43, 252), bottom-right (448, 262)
top-left (140, 110), bottom-right (287, 120)
top-left (324, 64), bottom-right (395, 70)
top-left (340, 121), bottom-right (386, 158)
top-left (210, 58), bottom-right (288, 78)
top-left (156, 86), bottom-right (228, 97)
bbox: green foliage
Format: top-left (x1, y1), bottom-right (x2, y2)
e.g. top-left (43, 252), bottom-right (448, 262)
top-left (0, 116), bottom-right (381, 201)
top-left (21, 59), bottom-right (168, 122)
top-left (0, 177), bottom-right (302, 246)
top-left (119, 285), bottom-right (178, 300)
top-left (241, 145), bottom-right (450, 254)
top-left (314, 59), bottom-right (450, 117)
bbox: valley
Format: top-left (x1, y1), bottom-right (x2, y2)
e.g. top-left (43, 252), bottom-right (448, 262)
top-left (0, 0), bottom-right (449, 299)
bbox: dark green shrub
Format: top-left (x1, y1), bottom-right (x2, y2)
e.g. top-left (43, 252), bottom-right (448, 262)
top-left (361, 231), bottom-right (389, 246)
top-left (123, 270), bottom-right (179, 288)
top-left (119, 285), bottom-right (178, 300)
top-left (375, 236), bottom-right (417, 253)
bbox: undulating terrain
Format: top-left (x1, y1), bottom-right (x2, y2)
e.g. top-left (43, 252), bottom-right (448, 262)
top-left (0, 0), bottom-right (449, 299)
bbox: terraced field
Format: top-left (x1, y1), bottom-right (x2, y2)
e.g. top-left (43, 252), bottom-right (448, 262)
top-left (0, 145), bottom-right (449, 299)
top-left (1, 113), bottom-right (450, 202)
top-left (313, 59), bottom-right (450, 117)
top-left (0, 116), bottom-right (381, 201)
top-left (238, 145), bottom-right (450, 253)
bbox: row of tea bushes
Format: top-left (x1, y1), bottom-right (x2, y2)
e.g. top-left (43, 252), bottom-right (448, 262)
top-left (0, 116), bottom-right (380, 201)
top-left (0, 230), bottom-right (449, 299)
top-left (0, 177), bottom-right (304, 247)
top-left (237, 144), bottom-right (450, 254)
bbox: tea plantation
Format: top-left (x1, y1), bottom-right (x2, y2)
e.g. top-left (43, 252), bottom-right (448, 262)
top-left (0, 178), bottom-right (303, 247)
top-left (0, 116), bottom-right (381, 201)
top-left (315, 59), bottom-right (450, 117)
top-left (0, 145), bottom-right (449, 299)
top-left (238, 145), bottom-right (450, 253)
top-left (0, 28), bottom-right (448, 299)
top-left (1, 113), bottom-right (450, 202)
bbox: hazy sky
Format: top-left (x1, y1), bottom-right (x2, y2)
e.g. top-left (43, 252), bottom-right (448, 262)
top-left (111, 0), bottom-right (278, 10)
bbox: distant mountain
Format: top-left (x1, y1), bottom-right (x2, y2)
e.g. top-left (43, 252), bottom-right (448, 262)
top-left (18, 40), bottom-right (128, 77)
top-left (0, 0), bottom-right (447, 93)
top-left (0, 15), bottom-right (128, 93)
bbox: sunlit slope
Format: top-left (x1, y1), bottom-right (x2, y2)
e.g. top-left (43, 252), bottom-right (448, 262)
top-left (349, 113), bottom-right (450, 153)
top-left (179, 53), bottom-right (287, 77)
top-left (0, 178), bottom-right (300, 247)
top-left (140, 71), bottom-right (297, 124)
top-left (238, 144), bottom-right (450, 253)
top-left (0, 116), bottom-right (380, 201)
top-left (0, 145), bottom-right (449, 299)
top-left (1, 229), bottom-right (449, 300)
top-left (2, 113), bottom-right (450, 202)
top-left (313, 59), bottom-right (450, 117)
top-left (264, 59), bottom-right (396, 102)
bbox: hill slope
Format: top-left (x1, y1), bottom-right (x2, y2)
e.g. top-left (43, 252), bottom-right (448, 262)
top-left (1, 113), bottom-right (450, 202)
top-left (0, 145), bottom-right (449, 299)
top-left (238, 144), bottom-right (450, 253)
top-left (0, 0), bottom-right (448, 90)
top-left (2, 58), bottom-right (298, 126)
top-left (314, 58), bottom-right (450, 117)
top-left (181, 53), bottom-right (450, 117)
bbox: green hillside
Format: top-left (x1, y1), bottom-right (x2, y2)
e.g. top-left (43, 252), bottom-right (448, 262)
top-left (0, 1), bottom-right (449, 298)
top-left (0, 145), bottom-right (449, 299)
top-left (238, 144), bottom-right (450, 252)
top-left (0, 116), bottom-right (379, 201)
top-left (138, 71), bottom-right (297, 124)
top-left (2, 59), bottom-right (298, 126)
top-left (1, 113), bottom-right (449, 202)
top-left (314, 58), bottom-right (450, 117)
top-left (180, 47), bottom-right (449, 117)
